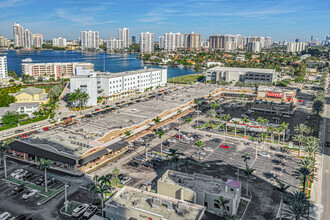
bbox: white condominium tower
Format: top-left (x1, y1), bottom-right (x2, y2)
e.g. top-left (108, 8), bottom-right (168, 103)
top-left (140, 32), bottom-right (154, 53)
top-left (53, 37), bottom-right (67, 47)
top-left (159, 36), bottom-right (165, 49)
top-left (286, 42), bottom-right (306, 53)
top-left (163, 32), bottom-right (183, 51)
top-left (24, 29), bottom-right (32, 48)
top-left (13, 22), bottom-right (24, 47)
top-left (33, 33), bottom-right (43, 48)
top-left (80, 30), bottom-right (99, 50)
top-left (0, 56), bottom-right (8, 79)
top-left (118, 28), bottom-right (130, 48)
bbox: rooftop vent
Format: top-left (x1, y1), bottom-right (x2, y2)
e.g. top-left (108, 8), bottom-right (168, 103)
top-left (132, 199), bottom-right (139, 206)
top-left (120, 193), bottom-right (130, 200)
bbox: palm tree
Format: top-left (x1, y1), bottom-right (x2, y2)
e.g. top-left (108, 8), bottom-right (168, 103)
top-left (180, 159), bottom-right (189, 171)
top-left (125, 130), bottom-right (132, 145)
top-left (221, 124), bottom-right (227, 141)
top-left (232, 120), bottom-right (239, 136)
top-left (241, 153), bottom-right (251, 166)
top-left (207, 109), bottom-right (216, 124)
top-left (152, 116), bottom-right (161, 126)
top-left (294, 124), bottom-right (311, 136)
top-left (80, 91), bottom-right (90, 113)
top-left (242, 164), bottom-right (255, 197)
top-left (296, 167), bottom-right (311, 193)
top-left (277, 127), bottom-right (283, 147)
top-left (283, 192), bottom-right (309, 220)
top-left (155, 131), bottom-right (166, 154)
top-left (98, 175), bottom-right (111, 187)
top-left (298, 157), bottom-right (314, 170)
top-left (281, 122), bottom-right (289, 144)
top-left (210, 102), bottom-right (217, 110)
top-left (89, 183), bottom-right (110, 218)
top-left (221, 114), bottom-right (231, 135)
top-left (257, 117), bottom-right (268, 137)
top-left (241, 117), bottom-right (249, 137)
top-left (112, 168), bottom-right (120, 179)
top-left (214, 196), bottom-right (229, 213)
top-left (267, 126), bottom-right (275, 144)
top-left (293, 135), bottom-right (305, 158)
top-left (93, 175), bottom-right (100, 184)
top-left (185, 116), bottom-right (192, 134)
top-left (273, 178), bottom-right (290, 220)
top-left (38, 158), bottom-right (53, 193)
top-left (168, 148), bottom-right (179, 169)
top-left (195, 140), bottom-right (204, 162)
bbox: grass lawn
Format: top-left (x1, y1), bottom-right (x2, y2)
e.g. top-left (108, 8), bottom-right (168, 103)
top-left (169, 74), bottom-right (200, 84)
top-left (60, 201), bottom-right (81, 216)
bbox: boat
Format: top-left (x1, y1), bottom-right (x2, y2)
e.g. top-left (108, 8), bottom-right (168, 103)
top-left (22, 58), bottom-right (32, 62)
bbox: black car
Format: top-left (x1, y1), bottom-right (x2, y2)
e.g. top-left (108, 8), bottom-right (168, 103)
top-left (35, 177), bottom-right (45, 185)
top-left (13, 184), bottom-right (25, 194)
top-left (118, 174), bottom-right (124, 180)
top-left (211, 138), bottom-right (222, 143)
top-left (15, 129), bottom-right (24, 134)
top-left (125, 149), bottom-right (133, 154)
top-left (143, 162), bottom-right (153, 168)
top-left (129, 161), bottom-right (139, 167)
top-left (22, 172), bottom-right (34, 181)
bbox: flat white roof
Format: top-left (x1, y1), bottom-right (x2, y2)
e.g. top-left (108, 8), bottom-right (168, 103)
top-left (207, 67), bottom-right (275, 73)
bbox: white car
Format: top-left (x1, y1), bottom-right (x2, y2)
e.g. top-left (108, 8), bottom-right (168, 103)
top-left (0, 212), bottom-right (11, 220)
top-left (241, 114), bottom-right (249, 118)
top-left (167, 139), bottom-right (177, 143)
top-left (32, 124), bottom-right (41, 129)
top-left (203, 147), bottom-right (214, 152)
top-left (154, 155), bottom-right (166, 160)
top-left (195, 150), bottom-right (206, 155)
top-left (10, 169), bottom-right (24, 178)
top-left (258, 152), bottom-right (270, 158)
top-left (192, 154), bottom-right (203, 160)
top-left (83, 205), bottom-right (98, 219)
top-left (180, 139), bottom-right (190, 144)
top-left (72, 204), bottom-right (89, 217)
top-left (16, 170), bottom-right (28, 179)
top-left (22, 189), bottom-right (38, 200)
top-left (120, 176), bottom-right (132, 185)
top-left (2, 133), bottom-right (12, 137)
top-left (163, 149), bottom-right (172, 155)
top-left (146, 152), bottom-right (155, 157)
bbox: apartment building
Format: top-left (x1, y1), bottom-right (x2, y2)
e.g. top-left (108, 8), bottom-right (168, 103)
top-left (22, 62), bottom-right (94, 80)
top-left (106, 37), bottom-right (123, 51)
top-left (184, 32), bottom-right (201, 50)
top-left (80, 30), bottom-right (99, 50)
top-left (159, 36), bottom-right (165, 49)
top-left (52, 37), bottom-right (67, 47)
top-left (0, 56), bottom-right (8, 79)
top-left (157, 170), bottom-right (241, 216)
top-left (104, 186), bottom-right (206, 220)
top-left (0, 36), bottom-right (11, 48)
top-left (118, 28), bottom-right (130, 48)
top-left (70, 67), bottom-right (167, 106)
top-left (162, 32), bottom-right (183, 51)
top-left (13, 22), bottom-right (24, 48)
top-left (286, 42), bottom-right (306, 53)
top-left (247, 41), bottom-right (261, 52)
top-left (140, 32), bottom-right (154, 53)
top-left (209, 35), bottom-right (225, 50)
top-left (206, 67), bottom-right (277, 84)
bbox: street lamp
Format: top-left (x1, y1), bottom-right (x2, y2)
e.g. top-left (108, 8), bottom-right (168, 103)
top-left (64, 182), bottom-right (68, 212)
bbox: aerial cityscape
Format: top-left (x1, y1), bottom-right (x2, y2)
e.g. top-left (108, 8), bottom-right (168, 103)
top-left (0, 0), bottom-right (329, 219)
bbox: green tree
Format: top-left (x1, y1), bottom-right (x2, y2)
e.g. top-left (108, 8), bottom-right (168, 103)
top-left (242, 164), bottom-right (255, 197)
top-left (267, 126), bottom-right (275, 144)
top-left (0, 138), bottom-right (13, 178)
top-left (155, 130), bottom-right (165, 154)
top-left (0, 93), bottom-right (16, 107)
top-left (241, 153), bottom-right (251, 166)
top-left (1, 111), bottom-right (26, 127)
top-left (273, 178), bottom-right (290, 220)
top-left (214, 196), bottom-right (230, 213)
top-left (168, 148), bottom-right (180, 169)
top-left (283, 191), bottom-right (308, 220)
top-left (296, 167), bottom-right (311, 193)
top-left (221, 114), bottom-right (231, 135)
top-left (281, 122), bottom-right (289, 144)
top-left (232, 120), bottom-right (239, 136)
top-left (125, 130), bottom-right (132, 145)
top-left (207, 109), bottom-right (216, 124)
top-left (195, 141), bottom-right (204, 162)
top-left (38, 158), bottom-right (53, 193)
top-left (185, 116), bottom-right (192, 134)
top-left (242, 117), bottom-right (249, 137)
top-left (89, 182), bottom-right (110, 218)
top-left (293, 135), bottom-right (305, 158)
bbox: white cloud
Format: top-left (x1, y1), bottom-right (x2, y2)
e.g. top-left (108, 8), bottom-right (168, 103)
top-left (0, 0), bottom-right (27, 8)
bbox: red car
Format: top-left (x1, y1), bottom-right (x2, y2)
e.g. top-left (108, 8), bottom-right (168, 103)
top-left (95, 109), bottom-right (100, 111)
top-left (298, 100), bottom-right (303, 103)
top-left (22, 134), bottom-right (27, 138)
top-left (175, 134), bottom-right (183, 138)
top-left (220, 145), bottom-right (230, 149)
top-left (43, 127), bottom-right (49, 131)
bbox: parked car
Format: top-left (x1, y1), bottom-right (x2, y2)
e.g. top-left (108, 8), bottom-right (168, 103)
top-left (129, 161), bottom-right (139, 167)
top-left (42, 178), bottom-right (55, 187)
top-left (22, 172), bottom-right (34, 181)
top-left (0, 212), bottom-right (11, 220)
top-left (146, 152), bottom-right (155, 157)
top-left (12, 184), bottom-right (25, 195)
top-left (192, 154), bottom-right (203, 160)
top-left (83, 205), bottom-right (98, 219)
top-left (118, 174), bottom-right (124, 180)
top-left (43, 127), bottom-right (49, 131)
top-left (133, 156), bottom-right (145, 162)
top-left (163, 149), bottom-right (172, 155)
top-left (143, 162), bottom-right (153, 168)
top-left (22, 189), bottom-right (38, 200)
top-left (10, 169), bottom-right (24, 178)
top-left (16, 170), bottom-right (28, 179)
top-left (35, 177), bottom-right (45, 185)
top-left (120, 176), bottom-right (132, 185)
top-left (15, 130), bottom-right (24, 134)
top-left (195, 150), bottom-right (206, 155)
top-left (2, 133), bottom-right (12, 137)
top-left (174, 134), bottom-right (183, 139)
top-left (72, 204), bottom-right (89, 217)
top-left (31, 124), bottom-right (41, 129)
top-left (203, 147), bottom-right (214, 152)
top-left (180, 139), bottom-right (190, 144)
top-left (258, 152), bottom-right (270, 158)
top-left (167, 139), bottom-right (176, 143)
top-left (220, 144), bottom-right (230, 149)
top-left (154, 155), bottom-right (166, 160)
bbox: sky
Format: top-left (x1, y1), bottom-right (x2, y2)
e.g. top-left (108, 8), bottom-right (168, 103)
top-left (0, 0), bottom-right (329, 42)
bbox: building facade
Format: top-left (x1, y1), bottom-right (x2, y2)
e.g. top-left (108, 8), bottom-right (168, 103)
top-left (32, 33), bottom-right (43, 48)
top-left (247, 41), bottom-right (261, 53)
top-left (0, 36), bottom-right (11, 48)
top-left (286, 42), bottom-right (306, 53)
top-left (159, 36), bottom-right (165, 49)
top-left (106, 38), bottom-right (123, 51)
top-left (206, 67), bottom-right (277, 84)
top-left (22, 62), bottom-right (94, 80)
top-left (70, 68), bottom-right (168, 106)
top-left (118, 28), bottom-right (130, 48)
top-left (13, 22), bottom-right (24, 48)
top-left (157, 170), bottom-right (241, 216)
top-left (140, 32), bottom-right (154, 53)
top-left (80, 30), bottom-right (99, 50)
top-left (24, 29), bottom-right (32, 48)
top-left (13, 87), bottom-right (49, 104)
top-left (52, 37), bottom-right (67, 47)
top-left (209, 35), bottom-right (225, 50)
top-left (0, 56), bottom-right (8, 79)
top-left (184, 32), bottom-right (201, 50)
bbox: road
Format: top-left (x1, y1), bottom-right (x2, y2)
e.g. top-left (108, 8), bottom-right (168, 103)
top-left (318, 79), bottom-right (330, 220)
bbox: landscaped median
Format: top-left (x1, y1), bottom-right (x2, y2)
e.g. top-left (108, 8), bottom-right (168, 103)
top-left (60, 201), bottom-right (82, 216)
top-left (4, 176), bottom-right (65, 205)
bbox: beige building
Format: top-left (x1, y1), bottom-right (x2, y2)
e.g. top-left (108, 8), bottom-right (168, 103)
top-left (104, 186), bottom-right (206, 220)
top-left (14, 87), bottom-right (49, 104)
top-left (184, 32), bottom-right (201, 50)
top-left (209, 35), bottom-right (225, 50)
top-left (157, 170), bottom-right (241, 216)
top-left (22, 62), bottom-right (94, 80)
top-left (0, 36), bottom-right (11, 48)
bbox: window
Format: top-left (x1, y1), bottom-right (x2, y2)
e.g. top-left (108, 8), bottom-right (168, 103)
top-left (214, 203), bottom-right (220, 209)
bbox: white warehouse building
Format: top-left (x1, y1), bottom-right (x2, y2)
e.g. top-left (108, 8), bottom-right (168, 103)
top-left (70, 68), bottom-right (167, 106)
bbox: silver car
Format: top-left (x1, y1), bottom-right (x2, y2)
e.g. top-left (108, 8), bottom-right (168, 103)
top-left (72, 204), bottom-right (89, 217)
top-left (22, 189), bottom-right (38, 200)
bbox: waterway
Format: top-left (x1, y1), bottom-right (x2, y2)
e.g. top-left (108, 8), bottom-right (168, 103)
top-left (0, 50), bottom-right (196, 78)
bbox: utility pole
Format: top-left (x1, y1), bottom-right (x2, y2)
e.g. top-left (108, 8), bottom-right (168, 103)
top-left (64, 183), bottom-right (68, 212)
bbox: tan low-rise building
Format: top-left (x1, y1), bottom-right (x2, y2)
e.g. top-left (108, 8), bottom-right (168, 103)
top-left (13, 87), bottom-right (49, 104)
top-left (157, 170), bottom-right (241, 216)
